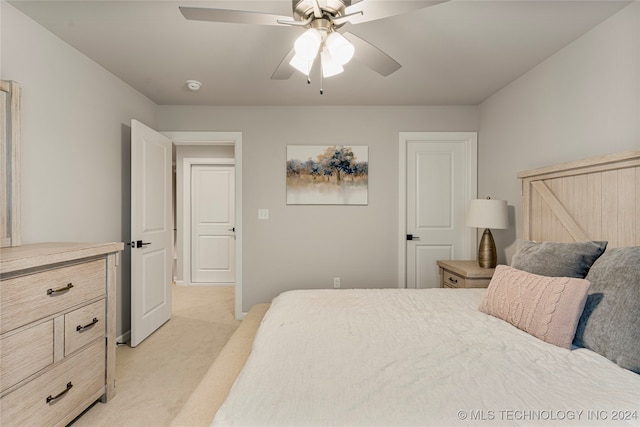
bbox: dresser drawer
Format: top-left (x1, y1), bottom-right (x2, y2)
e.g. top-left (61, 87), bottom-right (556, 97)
top-left (0, 321), bottom-right (54, 392)
top-left (442, 271), bottom-right (465, 288)
top-left (0, 339), bottom-right (105, 427)
top-left (65, 299), bottom-right (105, 356)
top-left (441, 270), bottom-right (491, 288)
top-left (0, 259), bottom-right (106, 334)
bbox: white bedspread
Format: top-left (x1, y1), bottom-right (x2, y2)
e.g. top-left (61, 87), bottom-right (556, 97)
top-left (212, 289), bottom-right (640, 426)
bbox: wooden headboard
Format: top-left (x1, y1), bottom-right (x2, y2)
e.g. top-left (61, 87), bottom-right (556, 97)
top-left (518, 151), bottom-right (640, 248)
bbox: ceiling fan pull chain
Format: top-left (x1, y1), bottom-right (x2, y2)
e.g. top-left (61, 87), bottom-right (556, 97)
top-left (319, 60), bottom-right (324, 95)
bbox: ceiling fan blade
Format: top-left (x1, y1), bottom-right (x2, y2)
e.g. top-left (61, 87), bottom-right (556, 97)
top-left (342, 32), bottom-right (401, 77)
top-left (344, 0), bottom-right (447, 25)
top-left (271, 49), bottom-right (296, 80)
top-left (179, 6), bottom-right (290, 26)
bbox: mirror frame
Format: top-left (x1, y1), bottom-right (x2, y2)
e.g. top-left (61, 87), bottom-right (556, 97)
top-left (1, 80), bottom-right (21, 248)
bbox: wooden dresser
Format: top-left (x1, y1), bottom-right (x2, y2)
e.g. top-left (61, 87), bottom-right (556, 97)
top-left (0, 242), bottom-right (123, 427)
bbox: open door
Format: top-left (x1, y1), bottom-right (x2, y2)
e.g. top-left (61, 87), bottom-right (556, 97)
top-left (130, 120), bottom-right (173, 347)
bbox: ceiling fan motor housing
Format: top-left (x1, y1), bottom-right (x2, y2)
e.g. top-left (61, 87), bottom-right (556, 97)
top-left (309, 18), bottom-right (333, 35)
top-left (293, 0), bottom-right (351, 21)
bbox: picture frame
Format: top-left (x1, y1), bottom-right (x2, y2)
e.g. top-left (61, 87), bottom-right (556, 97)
top-left (286, 145), bottom-right (368, 205)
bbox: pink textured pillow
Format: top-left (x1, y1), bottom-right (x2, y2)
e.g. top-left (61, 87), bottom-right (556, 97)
top-left (479, 265), bottom-right (590, 349)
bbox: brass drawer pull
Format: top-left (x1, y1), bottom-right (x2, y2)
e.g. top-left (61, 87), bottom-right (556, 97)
top-left (46, 382), bottom-right (73, 403)
top-left (77, 317), bottom-right (99, 332)
top-left (47, 283), bottom-right (74, 296)
top-left (448, 277), bottom-right (458, 284)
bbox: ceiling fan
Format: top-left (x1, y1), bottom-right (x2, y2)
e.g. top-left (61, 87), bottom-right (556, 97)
top-left (179, 0), bottom-right (446, 83)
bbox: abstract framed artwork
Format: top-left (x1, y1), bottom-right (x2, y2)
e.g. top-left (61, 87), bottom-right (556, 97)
top-left (286, 145), bottom-right (368, 205)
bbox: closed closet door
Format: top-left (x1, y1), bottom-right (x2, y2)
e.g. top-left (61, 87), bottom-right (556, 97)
top-left (401, 132), bottom-right (477, 289)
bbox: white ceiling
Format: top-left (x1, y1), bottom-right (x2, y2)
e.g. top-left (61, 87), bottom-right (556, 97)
top-left (9, 0), bottom-right (631, 106)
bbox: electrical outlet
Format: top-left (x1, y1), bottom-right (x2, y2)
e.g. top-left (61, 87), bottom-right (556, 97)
top-left (333, 277), bottom-right (341, 288)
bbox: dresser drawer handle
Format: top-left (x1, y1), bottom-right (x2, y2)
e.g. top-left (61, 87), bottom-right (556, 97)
top-left (46, 382), bottom-right (73, 403)
top-left (77, 317), bottom-right (99, 332)
top-left (47, 283), bottom-right (74, 296)
top-left (448, 277), bottom-right (458, 284)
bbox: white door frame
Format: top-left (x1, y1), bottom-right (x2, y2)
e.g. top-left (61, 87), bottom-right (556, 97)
top-left (398, 132), bottom-right (477, 288)
top-left (163, 131), bottom-right (243, 320)
top-left (183, 158), bottom-right (235, 286)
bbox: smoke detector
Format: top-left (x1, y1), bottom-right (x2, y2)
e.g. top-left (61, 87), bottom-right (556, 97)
top-left (186, 80), bottom-right (202, 91)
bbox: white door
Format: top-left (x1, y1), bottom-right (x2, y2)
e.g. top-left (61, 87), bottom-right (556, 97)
top-left (400, 132), bottom-right (477, 289)
top-left (130, 120), bottom-right (173, 347)
top-left (191, 164), bottom-right (235, 283)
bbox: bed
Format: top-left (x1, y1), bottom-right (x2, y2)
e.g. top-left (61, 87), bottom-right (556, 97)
top-left (172, 151), bottom-right (640, 427)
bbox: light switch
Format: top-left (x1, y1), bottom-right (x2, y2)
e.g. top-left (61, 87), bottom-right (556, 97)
top-left (258, 209), bottom-right (269, 220)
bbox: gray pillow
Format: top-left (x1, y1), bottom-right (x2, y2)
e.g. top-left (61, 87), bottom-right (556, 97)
top-left (510, 240), bottom-right (607, 278)
top-left (573, 247), bottom-right (640, 374)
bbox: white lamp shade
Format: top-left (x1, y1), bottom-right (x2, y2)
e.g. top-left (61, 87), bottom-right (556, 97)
top-left (466, 198), bottom-right (508, 229)
top-left (294, 28), bottom-right (322, 61)
top-left (289, 53), bottom-right (314, 76)
top-left (321, 48), bottom-right (344, 77)
top-left (325, 32), bottom-right (354, 65)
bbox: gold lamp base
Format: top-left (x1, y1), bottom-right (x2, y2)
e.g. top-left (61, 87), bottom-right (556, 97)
top-left (477, 228), bottom-right (497, 268)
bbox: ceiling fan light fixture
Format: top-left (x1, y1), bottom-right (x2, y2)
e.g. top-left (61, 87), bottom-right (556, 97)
top-left (290, 53), bottom-right (315, 76)
top-left (321, 48), bottom-right (344, 78)
top-left (325, 32), bottom-right (354, 66)
top-left (294, 28), bottom-right (322, 61)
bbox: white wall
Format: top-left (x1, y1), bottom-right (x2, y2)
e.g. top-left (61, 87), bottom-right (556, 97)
top-left (158, 106), bottom-right (478, 311)
top-left (1, 2), bottom-right (158, 338)
top-left (478, 2), bottom-right (640, 263)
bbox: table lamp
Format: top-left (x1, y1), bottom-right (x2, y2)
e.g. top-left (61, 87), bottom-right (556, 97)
top-left (466, 198), bottom-right (508, 268)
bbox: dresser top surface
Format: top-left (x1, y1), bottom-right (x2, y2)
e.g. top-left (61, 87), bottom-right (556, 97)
top-left (1, 242), bottom-right (123, 274)
top-left (436, 259), bottom-right (495, 278)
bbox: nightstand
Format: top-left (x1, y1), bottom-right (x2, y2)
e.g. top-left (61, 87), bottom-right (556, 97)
top-left (436, 260), bottom-right (495, 288)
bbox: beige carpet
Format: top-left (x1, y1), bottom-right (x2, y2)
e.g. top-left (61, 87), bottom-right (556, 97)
top-left (71, 285), bottom-right (240, 427)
